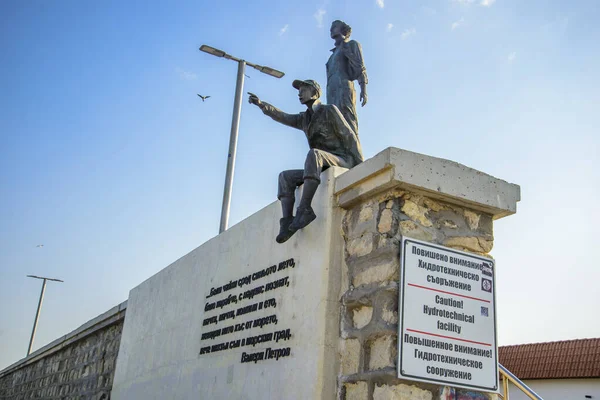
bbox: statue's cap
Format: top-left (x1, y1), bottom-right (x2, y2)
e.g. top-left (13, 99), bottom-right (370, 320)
top-left (292, 79), bottom-right (322, 98)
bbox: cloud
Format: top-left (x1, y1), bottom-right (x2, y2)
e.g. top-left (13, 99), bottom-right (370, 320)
top-left (454, 0), bottom-right (496, 7)
top-left (376, 0), bottom-right (385, 8)
top-left (400, 28), bottom-right (416, 40)
top-left (279, 24), bottom-right (289, 36)
top-left (314, 8), bottom-right (326, 28)
top-left (451, 17), bottom-right (464, 31)
top-left (508, 52), bottom-right (516, 63)
top-left (175, 67), bottom-right (197, 80)
top-left (386, 23), bottom-right (394, 32)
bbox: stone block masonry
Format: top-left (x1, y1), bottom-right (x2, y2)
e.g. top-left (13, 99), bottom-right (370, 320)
top-left (335, 148), bottom-right (518, 400)
top-left (0, 301), bottom-right (126, 400)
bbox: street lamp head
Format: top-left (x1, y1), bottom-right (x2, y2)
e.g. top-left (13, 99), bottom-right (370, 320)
top-left (253, 65), bottom-right (285, 79)
top-left (27, 275), bottom-right (64, 283)
top-left (200, 45), bottom-right (226, 58)
top-left (200, 45), bottom-right (284, 78)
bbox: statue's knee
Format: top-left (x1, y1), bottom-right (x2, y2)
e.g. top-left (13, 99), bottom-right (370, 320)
top-left (278, 171), bottom-right (287, 185)
top-left (307, 148), bottom-right (320, 159)
top-left (305, 149), bottom-right (321, 169)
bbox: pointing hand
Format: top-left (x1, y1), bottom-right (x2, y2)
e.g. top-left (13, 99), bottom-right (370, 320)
top-left (248, 92), bottom-right (262, 106)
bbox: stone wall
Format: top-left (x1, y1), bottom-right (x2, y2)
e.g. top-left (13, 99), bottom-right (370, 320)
top-left (0, 302), bottom-right (126, 400)
top-left (338, 190), bottom-right (496, 400)
top-left (334, 147), bottom-right (519, 400)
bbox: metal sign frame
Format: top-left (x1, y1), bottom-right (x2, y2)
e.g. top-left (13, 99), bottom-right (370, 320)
top-left (398, 237), bottom-right (498, 392)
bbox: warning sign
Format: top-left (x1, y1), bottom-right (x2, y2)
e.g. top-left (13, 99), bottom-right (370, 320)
top-left (398, 237), bottom-right (498, 392)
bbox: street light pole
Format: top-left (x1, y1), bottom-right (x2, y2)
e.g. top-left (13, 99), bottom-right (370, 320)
top-left (199, 45), bottom-right (285, 233)
top-left (220, 60), bottom-right (246, 233)
top-left (26, 275), bottom-right (63, 356)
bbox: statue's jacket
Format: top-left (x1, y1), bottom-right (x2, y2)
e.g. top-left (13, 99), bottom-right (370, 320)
top-left (260, 101), bottom-right (364, 168)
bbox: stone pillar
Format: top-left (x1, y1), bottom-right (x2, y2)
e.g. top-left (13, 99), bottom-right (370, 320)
top-left (333, 148), bottom-right (520, 400)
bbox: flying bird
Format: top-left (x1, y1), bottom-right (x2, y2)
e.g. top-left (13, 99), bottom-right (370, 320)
top-left (36, 244), bottom-right (44, 248)
top-left (197, 94), bottom-right (211, 102)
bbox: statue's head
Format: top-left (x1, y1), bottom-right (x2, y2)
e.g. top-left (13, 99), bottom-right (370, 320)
top-left (292, 79), bottom-right (322, 104)
top-left (330, 20), bottom-right (352, 40)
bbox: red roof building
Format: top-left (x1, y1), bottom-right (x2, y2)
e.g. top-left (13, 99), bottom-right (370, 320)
top-left (500, 338), bottom-right (600, 380)
top-left (499, 338), bottom-right (600, 400)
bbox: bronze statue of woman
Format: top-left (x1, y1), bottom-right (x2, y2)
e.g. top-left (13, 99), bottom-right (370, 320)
top-left (326, 20), bottom-right (368, 137)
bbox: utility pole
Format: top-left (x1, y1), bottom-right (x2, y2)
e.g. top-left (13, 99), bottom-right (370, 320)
top-left (26, 275), bottom-right (63, 356)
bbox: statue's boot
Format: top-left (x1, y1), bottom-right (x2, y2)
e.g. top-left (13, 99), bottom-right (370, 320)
top-left (276, 217), bottom-right (295, 243)
top-left (289, 206), bottom-right (316, 232)
top-left (289, 178), bottom-right (319, 232)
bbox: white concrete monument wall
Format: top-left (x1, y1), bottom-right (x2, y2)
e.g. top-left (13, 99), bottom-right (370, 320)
top-left (111, 168), bottom-right (345, 400)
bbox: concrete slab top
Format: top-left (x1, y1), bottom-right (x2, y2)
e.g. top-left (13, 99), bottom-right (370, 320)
top-left (335, 147), bottom-right (520, 219)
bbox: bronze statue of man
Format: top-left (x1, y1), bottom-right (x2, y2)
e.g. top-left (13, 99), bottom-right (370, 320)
top-left (327, 20), bottom-right (368, 137)
top-left (248, 80), bottom-right (363, 243)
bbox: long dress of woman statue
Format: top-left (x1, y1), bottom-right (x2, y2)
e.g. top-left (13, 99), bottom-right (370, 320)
top-left (326, 20), bottom-right (368, 137)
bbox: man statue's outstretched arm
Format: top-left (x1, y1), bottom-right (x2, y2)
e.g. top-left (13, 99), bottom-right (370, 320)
top-left (248, 93), bottom-right (303, 130)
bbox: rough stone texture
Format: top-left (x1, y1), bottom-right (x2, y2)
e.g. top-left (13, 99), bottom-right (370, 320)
top-left (378, 209), bottom-right (394, 233)
top-left (345, 381), bottom-right (369, 400)
top-left (399, 220), bottom-right (433, 242)
top-left (347, 234), bottom-right (376, 258)
top-left (401, 199), bottom-right (433, 227)
top-left (444, 236), bottom-right (493, 253)
top-left (352, 256), bottom-right (398, 287)
top-left (423, 198), bottom-right (443, 212)
top-left (353, 306), bottom-right (373, 329)
top-left (340, 339), bottom-right (362, 375)
top-left (344, 201), bottom-right (378, 240)
top-left (338, 184), bottom-right (505, 399)
top-left (359, 206), bottom-right (374, 223)
top-left (373, 384), bottom-right (433, 400)
top-left (368, 335), bottom-right (396, 371)
top-left (463, 210), bottom-right (480, 230)
top-left (381, 304), bottom-right (398, 324)
top-left (0, 320), bottom-right (123, 400)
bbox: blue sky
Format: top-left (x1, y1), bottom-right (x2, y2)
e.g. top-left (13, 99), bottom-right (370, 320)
top-left (1, 0), bottom-right (599, 370)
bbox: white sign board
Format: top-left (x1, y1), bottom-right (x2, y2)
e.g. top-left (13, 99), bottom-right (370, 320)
top-left (398, 237), bottom-right (498, 392)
